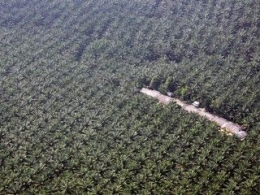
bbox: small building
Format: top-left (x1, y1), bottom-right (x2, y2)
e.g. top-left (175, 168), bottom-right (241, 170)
top-left (192, 101), bottom-right (200, 107)
top-left (166, 92), bottom-right (174, 97)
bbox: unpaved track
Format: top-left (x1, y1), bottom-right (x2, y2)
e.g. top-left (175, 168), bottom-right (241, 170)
top-left (140, 88), bottom-right (247, 139)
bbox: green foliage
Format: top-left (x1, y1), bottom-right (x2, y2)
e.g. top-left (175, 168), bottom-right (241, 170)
top-left (148, 76), bottom-right (162, 90)
top-left (180, 85), bottom-right (189, 99)
top-left (0, 0), bottom-right (259, 194)
top-left (158, 76), bottom-right (176, 93)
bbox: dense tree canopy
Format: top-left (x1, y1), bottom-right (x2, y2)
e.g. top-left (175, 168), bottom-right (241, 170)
top-left (0, 0), bottom-right (259, 194)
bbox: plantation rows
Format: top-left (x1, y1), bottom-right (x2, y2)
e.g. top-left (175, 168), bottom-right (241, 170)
top-left (0, 0), bottom-right (260, 194)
